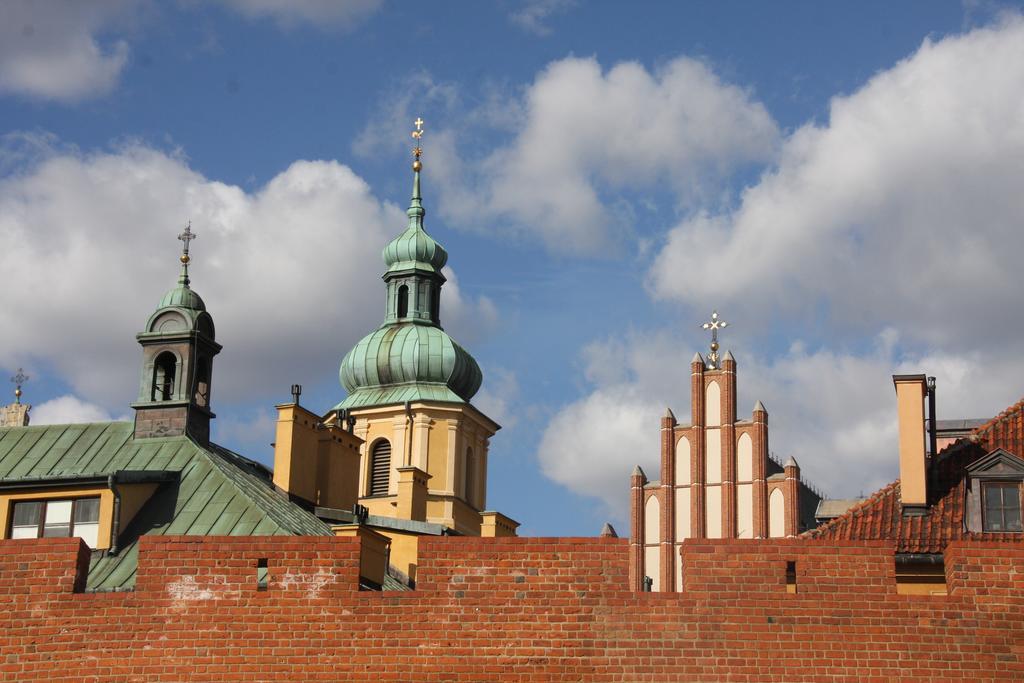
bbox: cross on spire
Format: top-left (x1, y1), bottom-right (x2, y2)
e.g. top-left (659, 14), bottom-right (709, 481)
top-left (176, 222), bottom-right (197, 286)
top-left (411, 117), bottom-right (425, 166)
top-left (178, 221), bottom-right (196, 259)
top-left (10, 368), bottom-right (28, 405)
top-left (701, 310), bottom-right (729, 370)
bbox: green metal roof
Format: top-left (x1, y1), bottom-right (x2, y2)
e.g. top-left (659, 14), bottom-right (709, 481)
top-left (337, 166), bottom-right (486, 412)
top-left (158, 261), bottom-right (207, 312)
top-left (158, 284), bottom-right (206, 311)
top-left (0, 422), bottom-right (333, 591)
top-left (336, 323), bottom-right (482, 410)
top-left (382, 170), bottom-right (448, 276)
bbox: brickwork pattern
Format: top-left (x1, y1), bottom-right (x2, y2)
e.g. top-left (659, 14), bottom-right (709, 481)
top-left (1, 535), bottom-right (1022, 681)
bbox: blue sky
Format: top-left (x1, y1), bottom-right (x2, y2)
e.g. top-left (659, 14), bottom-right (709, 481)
top-left (2, 0), bottom-right (1024, 535)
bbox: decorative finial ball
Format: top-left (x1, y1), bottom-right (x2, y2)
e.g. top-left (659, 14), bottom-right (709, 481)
top-left (14, 388), bottom-right (21, 398)
top-left (180, 254), bottom-right (190, 264)
top-left (412, 160), bottom-right (422, 172)
top-left (710, 341), bottom-right (719, 352)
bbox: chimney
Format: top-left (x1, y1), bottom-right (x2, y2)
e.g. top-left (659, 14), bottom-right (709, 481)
top-left (273, 399), bottom-right (363, 510)
top-left (893, 374), bottom-right (928, 513)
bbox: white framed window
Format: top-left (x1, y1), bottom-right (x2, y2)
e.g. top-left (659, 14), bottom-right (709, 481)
top-left (9, 497), bottom-right (101, 548)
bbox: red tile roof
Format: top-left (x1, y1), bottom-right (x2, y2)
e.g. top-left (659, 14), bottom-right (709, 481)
top-left (805, 395), bottom-right (1024, 553)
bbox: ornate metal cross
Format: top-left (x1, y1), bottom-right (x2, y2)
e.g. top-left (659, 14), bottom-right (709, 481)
top-left (178, 221), bottom-right (196, 259)
top-left (701, 310), bottom-right (728, 370)
top-left (10, 368), bottom-right (28, 404)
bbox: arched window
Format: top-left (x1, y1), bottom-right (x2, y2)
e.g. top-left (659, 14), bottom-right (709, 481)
top-left (369, 439), bottom-right (392, 496)
top-left (152, 352), bottom-right (177, 401)
top-left (431, 286), bottom-right (440, 324)
top-left (397, 285), bottom-right (409, 319)
top-left (194, 357), bottom-right (210, 407)
top-left (464, 447), bottom-right (475, 506)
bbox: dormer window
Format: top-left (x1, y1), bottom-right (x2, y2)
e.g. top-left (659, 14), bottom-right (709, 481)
top-left (10, 497), bottom-right (101, 547)
top-left (965, 448), bottom-right (1024, 534)
top-left (982, 482), bottom-right (1022, 532)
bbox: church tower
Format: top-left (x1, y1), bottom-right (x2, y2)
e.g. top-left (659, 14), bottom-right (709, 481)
top-left (334, 120), bottom-right (515, 537)
top-left (131, 225), bottom-right (221, 444)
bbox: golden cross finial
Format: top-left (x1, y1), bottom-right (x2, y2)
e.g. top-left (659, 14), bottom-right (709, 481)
top-left (11, 368), bottom-right (28, 405)
top-left (411, 117), bottom-right (425, 169)
top-left (178, 221), bottom-right (196, 265)
top-left (701, 310), bottom-right (729, 369)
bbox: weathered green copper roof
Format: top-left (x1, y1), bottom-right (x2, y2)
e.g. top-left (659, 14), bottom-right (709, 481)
top-left (158, 261), bottom-right (206, 311)
top-left (158, 284), bottom-right (206, 311)
top-left (382, 170), bottom-right (448, 275)
top-left (337, 163), bottom-right (484, 412)
top-left (0, 422), bottom-right (332, 591)
top-left (336, 322), bottom-right (482, 410)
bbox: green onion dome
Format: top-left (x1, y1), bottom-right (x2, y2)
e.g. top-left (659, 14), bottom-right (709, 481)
top-left (337, 323), bottom-right (482, 409)
top-left (382, 170), bottom-right (448, 275)
top-left (336, 162), bottom-right (482, 411)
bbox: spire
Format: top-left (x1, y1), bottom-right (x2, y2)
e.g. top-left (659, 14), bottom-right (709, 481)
top-left (407, 117), bottom-right (425, 230)
top-left (177, 221), bottom-right (196, 287)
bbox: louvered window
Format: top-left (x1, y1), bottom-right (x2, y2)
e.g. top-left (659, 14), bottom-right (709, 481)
top-left (369, 440), bottom-right (391, 496)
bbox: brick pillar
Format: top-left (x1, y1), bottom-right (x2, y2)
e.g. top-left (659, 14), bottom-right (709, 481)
top-left (784, 457), bottom-right (800, 537)
top-left (660, 408), bottom-right (677, 591)
top-left (629, 466), bottom-right (647, 591)
top-left (690, 353), bottom-right (706, 539)
top-left (720, 352), bottom-right (737, 538)
top-left (752, 401), bottom-right (768, 538)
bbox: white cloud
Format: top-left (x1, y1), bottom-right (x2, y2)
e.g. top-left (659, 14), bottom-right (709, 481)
top-left (0, 0), bottom-right (136, 102)
top-left (439, 266), bottom-right (498, 345)
top-left (537, 328), bottom-right (1024, 521)
top-left (359, 56), bottom-right (779, 255)
top-left (0, 136), bottom-right (494, 415)
top-left (649, 18), bottom-right (1024, 351)
top-left (473, 367), bottom-right (520, 430)
top-left (211, 408), bottom-right (277, 459)
top-left (508, 0), bottom-right (577, 36)
top-left (32, 395), bottom-right (116, 425)
top-left (216, 0), bottom-right (382, 30)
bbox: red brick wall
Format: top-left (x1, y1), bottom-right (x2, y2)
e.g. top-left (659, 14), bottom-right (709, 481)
top-left (1, 535), bottom-right (1022, 681)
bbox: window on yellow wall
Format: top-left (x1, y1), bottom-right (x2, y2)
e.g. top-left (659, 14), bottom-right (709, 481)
top-left (369, 440), bottom-right (392, 496)
top-left (10, 497), bottom-right (101, 547)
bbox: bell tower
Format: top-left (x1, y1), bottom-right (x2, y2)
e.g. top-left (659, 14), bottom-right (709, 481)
top-left (334, 119), bottom-right (515, 537)
top-left (132, 224), bottom-right (221, 444)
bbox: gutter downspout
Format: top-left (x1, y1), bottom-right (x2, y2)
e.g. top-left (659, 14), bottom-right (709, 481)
top-left (927, 377), bottom-right (938, 457)
top-left (108, 473), bottom-right (122, 556)
top-left (404, 401), bottom-right (413, 467)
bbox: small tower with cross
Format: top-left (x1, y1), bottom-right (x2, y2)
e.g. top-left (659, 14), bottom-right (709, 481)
top-left (131, 224), bottom-right (222, 444)
top-left (1, 369), bottom-right (31, 427)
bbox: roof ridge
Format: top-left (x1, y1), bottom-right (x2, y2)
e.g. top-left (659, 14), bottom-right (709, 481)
top-left (0, 420), bottom-right (132, 432)
top-left (973, 395), bottom-right (1024, 438)
top-left (803, 479), bottom-right (900, 538)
